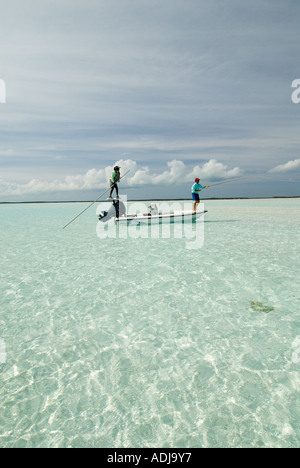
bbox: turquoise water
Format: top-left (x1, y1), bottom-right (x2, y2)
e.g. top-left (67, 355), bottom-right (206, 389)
top-left (0, 199), bottom-right (299, 448)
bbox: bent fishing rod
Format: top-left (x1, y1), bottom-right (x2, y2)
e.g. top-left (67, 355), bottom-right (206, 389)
top-left (207, 172), bottom-right (272, 188)
top-left (206, 175), bottom-right (254, 188)
top-left (62, 169), bottom-right (130, 230)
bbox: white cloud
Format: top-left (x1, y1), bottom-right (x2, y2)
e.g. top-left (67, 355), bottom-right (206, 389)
top-left (0, 168), bottom-right (108, 196)
top-left (0, 159), bottom-right (242, 196)
top-left (269, 159), bottom-right (300, 174)
top-left (191, 159), bottom-right (241, 180)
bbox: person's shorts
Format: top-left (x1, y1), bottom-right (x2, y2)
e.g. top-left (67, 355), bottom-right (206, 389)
top-left (110, 181), bottom-right (118, 188)
top-left (192, 193), bottom-right (200, 201)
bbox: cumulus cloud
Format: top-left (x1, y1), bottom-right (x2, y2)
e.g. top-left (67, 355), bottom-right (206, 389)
top-left (0, 159), bottom-right (242, 196)
top-left (0, 169), bottom-right (107, 196)
top-left (191, 159), bottom-right (241, 181)
top-left (269, 159), bottom-right (300, 174)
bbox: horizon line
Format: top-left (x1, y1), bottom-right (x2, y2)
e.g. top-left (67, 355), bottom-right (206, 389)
top-left (0, 196), bottom-right (300, 205)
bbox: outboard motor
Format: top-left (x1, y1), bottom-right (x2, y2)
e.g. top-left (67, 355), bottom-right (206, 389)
top-left (149, 204), bottom-right (159, 215)
top-left (98, 200), bottom-right (126, 223)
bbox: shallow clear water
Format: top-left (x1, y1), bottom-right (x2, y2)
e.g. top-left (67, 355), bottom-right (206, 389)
top-left (0, 199), bottom-right (299, 448)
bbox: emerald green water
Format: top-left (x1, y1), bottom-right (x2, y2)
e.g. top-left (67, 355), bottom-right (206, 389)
top-left (0, 199), bottom-right (299, 447)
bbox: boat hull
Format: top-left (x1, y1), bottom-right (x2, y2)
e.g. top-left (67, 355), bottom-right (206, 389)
top-left (115, 210), bottom-right (207, 226)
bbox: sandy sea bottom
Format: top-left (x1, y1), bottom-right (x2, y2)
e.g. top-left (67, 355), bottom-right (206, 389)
top-left (0, 199), bottom-right (299, 448)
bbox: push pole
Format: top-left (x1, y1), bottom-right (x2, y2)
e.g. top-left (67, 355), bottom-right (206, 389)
top-left (62, 170), bottom-right (130, 230)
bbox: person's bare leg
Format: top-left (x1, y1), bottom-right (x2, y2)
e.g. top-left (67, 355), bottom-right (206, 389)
top-left (193, 200), bottom-right (199, 211)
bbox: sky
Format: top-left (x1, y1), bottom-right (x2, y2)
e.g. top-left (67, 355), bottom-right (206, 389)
top-left (0, 0), bottom-right (300, 201)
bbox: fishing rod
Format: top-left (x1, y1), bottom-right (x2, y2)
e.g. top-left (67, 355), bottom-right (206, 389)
top-left (208, 175), bottom-right (248, 188)
top-left (62, 169), bottom-right (130, 230)
top-left (208, 172), bottom-right (275, 188)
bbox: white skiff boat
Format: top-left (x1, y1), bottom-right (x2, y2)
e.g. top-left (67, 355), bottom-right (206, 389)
top-left (98, 201), bottom-right (207, 225)
top-left (115, 209), bottom-right (206, 225)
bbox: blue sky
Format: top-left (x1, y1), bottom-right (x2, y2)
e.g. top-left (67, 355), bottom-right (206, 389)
top-left (0, 0), bottom-right (300, 201)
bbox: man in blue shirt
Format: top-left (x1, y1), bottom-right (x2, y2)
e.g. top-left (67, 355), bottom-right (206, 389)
top-left (192, 178), bottom-right (210, 211)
